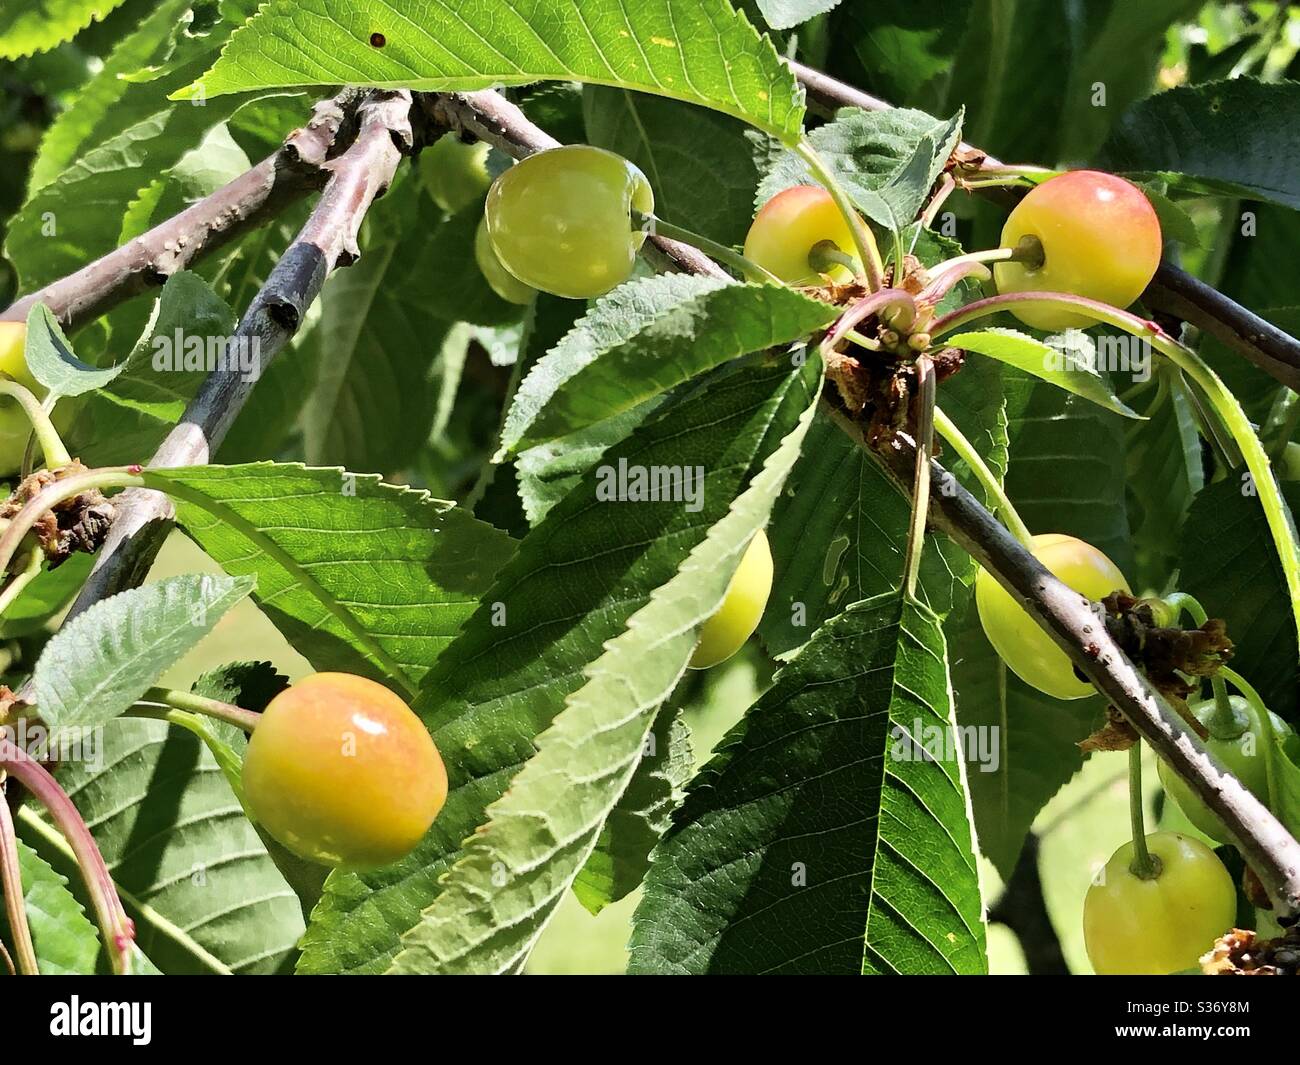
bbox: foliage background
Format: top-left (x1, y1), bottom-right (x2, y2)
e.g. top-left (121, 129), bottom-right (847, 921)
top-left (1, 0), bottom-right (1298, 974)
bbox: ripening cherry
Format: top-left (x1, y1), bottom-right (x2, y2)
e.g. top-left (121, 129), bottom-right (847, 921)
top-left (689, 530), bottom-right (773, 670)
top-left (1158, 694), bottom-right (1290, 843)
top-left (975, 533), bottom-right (1129, 700)
top-left (0, 322), bottom-right (50, 476)
top-left (993, 170), bottom-right (1163, 331)
top-left (485, 145), bottom-right (654, 299)
top-left (419, 133), bottom-right (492, 214)
top-left (242, 672), bottom-right (447, 869)
top-left (743, 185), bottom-right (861, 285)
top-left (475, 217), bottom-right (534, 305)
top-left (1083, 832), bottom-right (1237, 975)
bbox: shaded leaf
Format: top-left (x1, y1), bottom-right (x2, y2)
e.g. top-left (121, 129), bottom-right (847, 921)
top-left (631, 591), bottom-right (986, 974)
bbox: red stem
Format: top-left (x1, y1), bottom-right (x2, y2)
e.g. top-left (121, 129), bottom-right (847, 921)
top-left (0, 739), bottom-right (136, 974)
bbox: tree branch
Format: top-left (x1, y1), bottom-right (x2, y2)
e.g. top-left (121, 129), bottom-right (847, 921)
top-left (826, 402), bottom-right (1300, 917)
top-left (0, 91), bottom-right (372, 332)
top-left (790, 60), bottom-right (1300, 392)
top-left (58, 89), bottom-right (413, 616)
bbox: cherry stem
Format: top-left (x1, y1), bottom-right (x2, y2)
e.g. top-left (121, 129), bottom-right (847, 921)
top-left (1264, 390), bottom-right (1300, 462)
top-left (0, 379), bottom-right (71, 470)
top-left (631, 212), bottom-right (782, 286)
top-left (920, 174), bottom-right (956, 229)
top-left (138, 687), bottom-right (261, 733)
top-left (933, 407), bottom-right (1032, 546)
top-left (843, 328), bottom-right (881, 351)
top-left (0, 738), bottom-right (136, 974)
top-left (931, 291), bottom-right (1300, 651)
top-left (0, 546), bottom-right (44, 618)
top-left (0, 785), bottom-right (39, 975)
top-left (0, 466), bottom-right (145, 580)
top-left (1127, 744), bottom-right (1161, 880)
top-left (821, 288), bottom-right (915, 357)
top-left (807, 240), bottom-right (860, 279)
top-left (902, 354), bottom-right (935, 599)
top-left (794, 139), bottom-right (885, 291)
top-left (1220, 665), bottom-right (1282, 814)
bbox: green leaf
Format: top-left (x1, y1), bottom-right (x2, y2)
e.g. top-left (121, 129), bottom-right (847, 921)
top-left (1124, 365), bottom-right (1203, 591)
top-left (143, 464), bottom-right (517, 692)
top-left (754, 0), bottom-right (840, 31)
top-left (1180, 480), bottom-right (1300, 725)
top-left (31, 574), bottom-right (254, 734)
top-left (0, 840), bottom-right (100, 975)
top-left (1099, 79), bottom-right (1300, 210)
top-left (388, 363), bottom-right (819, 973)
top-left (26, 0), bottom-right (195, 192)
top-left (66, 272), bottom-right (238, 466)
top-left (949, 328), bottom-right (1142, 420)
top-left (516, 401), bottom-right (662, 525)
top-left (1003, 372), bottom-right (1135, 577)
top-left (299, 194), bottom-right (456, 470)
top-left (573, 699), bottom-right (692, 914)
top-left (631, 591), bottom-right (986, 974)
top-left (584, 86), bottom-right (782, 246)
top-left (828, 0), bottom-right (973, 106)
top-left (501, 274), bottom-right (836, 453)
top-left (297, 354), bottom-right (821, 974)
top-left (414, 204), bottom-right (533, 328)
top-left (23, 304), bottom-right (125, 397)
top-left (7, 89), bottom-right (278, 294)
top-left (180, 0), bottom-right (805, 143)
top-left (0, 553), bottom-right (93, 638)
top-left (757, 106), bottom-right (963, 236)
top-left (0, 0), bottom-right (128, 61)
top-left (18, 716), bottom-right (304, 974)
top-left (1132, 180), bottom-right (1202, 249)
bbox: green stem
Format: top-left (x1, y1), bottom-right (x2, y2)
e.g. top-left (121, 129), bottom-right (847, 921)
top-left (795, 139), bottom-right (885, 290)
top-left (0, 546), bottom-right (43, 618)
top-left (1220, 665), bottom-right (1282, 813)
top-left (1265, 390), bottom-right (1300, 462)
top-left (1128, 744), bottom-right (1160, 880)
top-left (141, 687), bottom-right (261, 733)
top-left (933, 291), bottom-right (1300, 651)
top-left (0, 790), bottom-right (39, 975)
top-left (0, 467), bottom-right (144, 578)
top-left (934, 406), bottom-right (1032, 546)
top-left (633, 212), bottom-right (783, 285)
top-left (808, 240), bottom-right (860, 279)
top-left (843, 328), bottom-right (881, 351)
top-left (0, 380), bottom-right (70, 470)
top-left (903, 355), bottom-right (935, 598)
